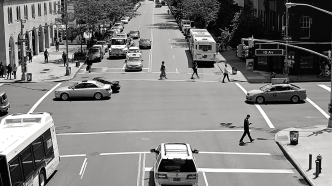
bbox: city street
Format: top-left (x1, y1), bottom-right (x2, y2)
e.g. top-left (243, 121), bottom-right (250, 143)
top-left (1, 1), bottom-right (332, 186)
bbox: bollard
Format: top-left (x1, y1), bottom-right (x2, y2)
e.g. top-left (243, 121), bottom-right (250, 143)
top-left (317, 154), bottom-right (322, 173)
top-left (309, 154), bottom-right (312, 170)
top-left (315, 160), bottom-right (320, 177)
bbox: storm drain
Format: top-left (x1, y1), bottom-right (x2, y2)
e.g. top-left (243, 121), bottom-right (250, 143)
top-left (272, 155), bottom-right (287, 160)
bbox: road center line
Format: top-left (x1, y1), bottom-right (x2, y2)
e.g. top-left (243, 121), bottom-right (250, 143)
top-left (306, 98), bottom-right (329, 119)
top-left (60, 154), bottom-right (86, 158)
top-left (203, 172), bottom-right (209, 186)
top-left (144, 167), bottom-right (294, 173)
top-left (235, 83), bottom-right (275, 128)
top-left (79, 158), bottom-right (87, 176)
top-left (57, 129), bottom-right (246, 136)
top-left (28, 83), bottom-right (62, 113)
top-left (318, 84), bottom-right (331, 91)
top-left (199, 152), bottom-right (270, 156)
top-left (80, 162), bottom-right (87, 179)
top-left (0, 83), bottom-right (3, 87)
top-left (101, 152), bottom-right (150, 156)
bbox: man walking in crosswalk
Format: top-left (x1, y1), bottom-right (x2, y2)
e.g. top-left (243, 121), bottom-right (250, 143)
top-left (239, 114), bottom-right (254, 144)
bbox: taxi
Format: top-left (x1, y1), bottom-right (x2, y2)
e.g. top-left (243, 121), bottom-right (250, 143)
top-left (127, 46), bottom-right (140, 54)
top-left (246, 83), bottom-right (307, 104)
top-left (0, 91), bottom-right (10, 113)
top-left (125, 53), bottom-right (143, 71)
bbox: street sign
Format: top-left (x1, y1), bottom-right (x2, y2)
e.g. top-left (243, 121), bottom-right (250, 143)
top-left (255, 49), bottom-right (284, 56)
top-left (22, 19), bottom-right (26, 23)
top-left (283, 36), bottom-right (292, 41)
top-left (18, 38), bottom-right (28, 42)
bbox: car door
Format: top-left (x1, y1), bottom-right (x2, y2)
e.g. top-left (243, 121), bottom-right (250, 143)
top-left (279, 86), bottom-right (292, 101)
top-left (85, 83), bottom-right (100, 97)
top-left (72, 83), bottom-right (87, 98)
top-left (264, 86), bottom-right (278, 102)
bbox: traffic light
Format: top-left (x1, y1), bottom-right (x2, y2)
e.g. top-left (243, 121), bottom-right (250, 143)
top-left (242, 45), bottom-right (249, 58)
top-left (328, 103), bottom-right (332, 113)
top-left (237, 44), bottom-right (243, 58)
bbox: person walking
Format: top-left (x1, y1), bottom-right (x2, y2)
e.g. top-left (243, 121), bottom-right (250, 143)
top-left (159, 61), bottom-right (167, 80)
top-left (239, 114), bottom-right (254, 144)
top-left (222, 64), bottom-right (230, 83)
top-left (28, 49), bottom-right (33, 63)
top-left (44, 49), bottom-right (49, 63)
top-left (55, 39), bottom-right (60, 52)
top-left (6, 64), bottom-right (12, 80)
top-left (12, 63), bottom-right (17, 79)
top-left (0, 62), bottom-right (4, 78)
top-left (191, 61), bottom-right (199, 79)
top-left (62, 51), bottom-right (67, 67)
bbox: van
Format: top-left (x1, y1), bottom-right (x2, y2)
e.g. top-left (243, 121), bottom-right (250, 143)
top-left (91, 45), bottom-right (105, 58)
top-left (0, 91), bottom-right (10, 113)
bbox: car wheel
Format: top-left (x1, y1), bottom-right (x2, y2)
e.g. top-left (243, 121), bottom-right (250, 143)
top-left (39, 169), bottom-right (46, 186)
top-left (60, 93), bottom-right (69, 101)
top-left (256, 96), bottom-right (265, 104)
top-left (94, 92), bottom-right (103, 100)
top-left (291, 95), bottom-right (299, 103)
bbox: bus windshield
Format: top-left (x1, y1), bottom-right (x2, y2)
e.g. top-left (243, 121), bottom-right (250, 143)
top-left (198, 45), bottom-right (212, 51)
top-left (111, 39), bottom-right (126, 45)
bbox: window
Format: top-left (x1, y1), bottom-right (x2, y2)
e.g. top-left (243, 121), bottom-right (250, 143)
top-left (257, 56), bottom-right (268, 65)
top-left (38, 4), bottom-right (41, 17)
top-left (32, 4), bottom-right (35, 18)
top-left (198, 45), bottom-right (211, 51)
top-left (43, 130), bottom-right (54, 159)
top-left (300, 52), bottom-right (313, 69)
top-left (158, 159), bottom-right (197, 172)
top-left (300, 16), bottom-right (311, 39)
top-left (16, 6), bottom-right (21, 20)
top-left (49, 2), bottom-right (52, 14)
top-left (75, 83), bottom-right (86, 89)
top-left (8, 7), bottom-right (13, 24)
top-left (58, 1), bottom-right (61, 13)
top-left (32, 137), bottom-right (45, 166)
top-left (24, 5), bottom-right (28, 19)
top-left (44, 3), bottom-right (47, 15)
top-left (86, 83), bottom-right (98, 88)
top-left (21, 147), bottom-right (34, 179)
top-left (8, 157), bottom-right (24, 186)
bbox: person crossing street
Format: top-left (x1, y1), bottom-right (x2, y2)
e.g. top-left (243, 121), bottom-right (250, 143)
top-left (159, 61), bottom-right (167, 80)
top-left (222, 64), bottom-right (230, 83)
top-left (191, 61), bottom-right (199, 79)
top-left (239, 114), bottom-right (254, 144)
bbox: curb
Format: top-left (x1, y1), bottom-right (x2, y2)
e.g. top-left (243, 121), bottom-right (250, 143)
top-left (275, 131), bottom-right (316, 186)
top-left (43, 61), bottom-right (85, 83)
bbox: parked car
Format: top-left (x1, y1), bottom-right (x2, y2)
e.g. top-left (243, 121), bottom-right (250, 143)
top-left (95, 41), bottom-right (108, 52)
top-left (91, 45), bottom-right (105, 58)
top-left (121, 16), bottom-right (130, 24)
top-left (139, 38), bottom-right (152, 49)
top-left (111, 26), bottom-right (122, 33)
top-left (125, 53), bottom-right (143, 71)
top-left (54, 80), bottom-right (112, 101)
top-left (0, 91), bottom-right (10, 113)
top-left (246, 83), bottom-right (307, 104)
top-left (93, 77), bottom-right (121, 93)
top-left (129, 30), bottom-right (140, 39)
top-left (128, 46), bottom-right (140, 54)
top-left (114, 22), bottom-right (124, 32)
top-left (86, 47), bottom-right (102, 62)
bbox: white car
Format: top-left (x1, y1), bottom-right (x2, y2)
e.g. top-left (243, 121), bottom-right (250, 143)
top-left (95, 41), bottom-right (108, 52)
top-left (125, 53), bottom-right (143, 71)
top-left (128, 46), bottom-right (140, 54)
top-left (121, 16), bottom-right (130, 24)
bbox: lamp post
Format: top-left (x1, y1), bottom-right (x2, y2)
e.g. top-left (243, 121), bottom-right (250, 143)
top-left (285, 0), bottom-right (289, 77)
top-left (286, 2), bottom-right (332, 127)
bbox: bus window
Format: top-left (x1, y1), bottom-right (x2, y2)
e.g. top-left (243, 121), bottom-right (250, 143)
top-left (199, 45), bottom-right (212, 51)
top-left (43, 129), bottom-right (54, 160)
top-left (195, 45), bottom-right (197, 49)
top-left (21, 147), bottom-right (34, 179)
top-left (0, 156), bottom-right (10, 186)
top-left (9, 156), bottom-right (24, 185)
top-left (32, 137), bottom-right (45, 166)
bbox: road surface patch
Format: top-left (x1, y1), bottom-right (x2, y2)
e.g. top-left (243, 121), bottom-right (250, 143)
top-left (28, 83), bottom-right (61, 113)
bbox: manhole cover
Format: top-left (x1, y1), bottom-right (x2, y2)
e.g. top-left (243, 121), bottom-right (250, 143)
top-left (55, 126), bottom-right (71, 130)
top-left (272, 155), bottom-right (286, 160)
top-left (141, 138), bottom-right (150, 141)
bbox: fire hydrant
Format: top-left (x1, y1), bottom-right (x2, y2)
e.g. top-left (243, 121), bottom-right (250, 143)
top-left (317, 154), bottom-right (322, 173)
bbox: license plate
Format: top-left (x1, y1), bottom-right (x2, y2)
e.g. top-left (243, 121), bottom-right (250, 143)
top-left (202, 55), bottom-right (207, 58)
top-left (173, 178), bottom-right (180, 181)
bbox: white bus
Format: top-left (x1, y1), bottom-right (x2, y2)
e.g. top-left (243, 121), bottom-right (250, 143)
top-left (0, 112), bottom-right (60, 186)
top-left (189, 29), bottom-right (217, 63)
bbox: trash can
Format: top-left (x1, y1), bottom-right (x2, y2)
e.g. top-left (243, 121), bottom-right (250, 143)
top-left (76, 61), bottom-right (80, 67)
top-left (27, 73), bottom-right (32, 81)
top-left (232, 67), bottom-right (237, 75)
top-left (290, 131), bottom-right (299, 145)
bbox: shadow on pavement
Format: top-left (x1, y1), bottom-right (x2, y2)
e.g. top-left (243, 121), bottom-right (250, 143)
top-left (53, 97), bottom-right (111, 102)
top-left (245, 100), bottom-right (306, 105)
top-left (147, 22), bottom-right (179, 30)
top-left (170, 38), bottom-right (188, 49)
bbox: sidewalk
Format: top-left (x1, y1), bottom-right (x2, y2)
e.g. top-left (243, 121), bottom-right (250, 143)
top-left (275, 125), bottom-right (332, 186)
top-left (0, 43), bottom-right (86, 83)
top-left (220, 49), bottom-right (331, 83)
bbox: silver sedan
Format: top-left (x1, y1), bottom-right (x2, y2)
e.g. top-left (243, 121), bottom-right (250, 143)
top-left (54, 80), bottom-right (112, 101)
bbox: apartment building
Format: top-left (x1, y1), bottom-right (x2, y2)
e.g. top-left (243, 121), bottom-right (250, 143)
top-left (0, 0), bottom-right (62, 68)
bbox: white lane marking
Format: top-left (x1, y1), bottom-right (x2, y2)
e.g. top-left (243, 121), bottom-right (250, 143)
top-left (28, 83), bottom-right (62, 113)
top-left (199, 152), bottom-right (270, 156)
top-left (176, 68), bottom-right (178, 73)
top-left (173, 55), bottom-right (175, 58)
top-left (169, 38), bottom-right (170, 41)
top-left (80, 162), bottom-right (87, 179)
top-left (107, 68), bottom-right (126, 70)
top-left (151, 71), bottom-right (178, 74)
top-left (144, 167), bottom-right (294, 173)
top-left (79, 158), bottom-right (87, 175)
top-left (69, 79), bottom-right (219, 83)
top-left (149, 3), bottom-right (154, 73)
top-left (235, 83), bottom-right (275, 128)
top-left (171, 46), bottom-right (172, 48)
top-left (203, 172), bottom-right (209, 186)
top-left (318, 84), bottom-right (331, 91)
top-left (306, 98), bottom-right (329, 119)
top-left (57, 129), bottom-right (246, 136)
top-left (0, 83), bottom-right (3, 87)
top-left (100, 152), bottom-right (150, 156)
top-left (105, 72), bottom-right (147, 74)
top-left (141, 153), bottom-right (146, 186)
top-left (122, 63), bottom-right (126, 69)
top-left (136, 153), bottom-right (142, 186)
top-left (60, 154), bottom-right (86, 158)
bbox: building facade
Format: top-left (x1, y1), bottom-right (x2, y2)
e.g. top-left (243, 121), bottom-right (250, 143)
top-left (0, 0), bottom-right (62, 68)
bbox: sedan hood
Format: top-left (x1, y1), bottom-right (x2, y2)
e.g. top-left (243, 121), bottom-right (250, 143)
top-left (247, 89), bottom-right (264, 96)
top-left (111, 45), bottom-right (126, 49)
top-left (56, 87), bottom-right (70, 92)
top-left (127, 62), bottom-right (142, 66)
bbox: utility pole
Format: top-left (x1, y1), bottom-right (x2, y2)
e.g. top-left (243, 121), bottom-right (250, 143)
top-left (65, 0), bottom-right (69, 68)
top-left (284, 0), bottom-right (289, 77)
top-left (20, 19), bottom-right (27, 81)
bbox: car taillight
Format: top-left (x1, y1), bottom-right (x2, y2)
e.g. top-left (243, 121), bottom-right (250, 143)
top-left (156, 173), bottom-right (168, 179)
top-left (186, 174), bottom-right (197, 179)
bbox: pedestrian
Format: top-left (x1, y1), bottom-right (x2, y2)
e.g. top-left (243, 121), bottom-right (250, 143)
top-left (28, 48), bottom-right (33, 62)
top-left (44, 49), bottom-right (49, 63)
top-left (12, 63), bottom-right (17, 79)
top-left (239, 114), bottom-right (254, 144)
top-left (6, 64), bottom-right (12, 80)
top-left (222, 64), bottom-right (230, 83)
top-left (159, 61), bottom-right (167, 80)
top-left (86, 59), bottom-right (92, 73)
top-left (62, 51), bottom-right (67, 67)
top-left (0, 62), bottom-right (4, 78)
top-left (191, 61), bottom-right (199, 79)
top-left (55, 39), bottom-right (60, 51)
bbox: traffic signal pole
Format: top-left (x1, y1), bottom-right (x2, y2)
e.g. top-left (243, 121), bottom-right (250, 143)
top-left (65, 0), bottom-right (69, 68)
top-left (284, 0), bottom-right (289, 77)
top-left (20, 19), bottom-right (26, 81)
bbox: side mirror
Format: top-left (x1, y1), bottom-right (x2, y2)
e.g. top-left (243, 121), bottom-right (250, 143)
top-left (142, 60), bottom-right (144, 61)
top-left (192, 149), bottom-right (199, 154)
top-left (150, 149), bottom-right (156, 153)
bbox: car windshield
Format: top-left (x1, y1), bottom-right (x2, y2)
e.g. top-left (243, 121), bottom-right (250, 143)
top-left (158, 159), bottom-right (197, 172)
top-left (88, 48), bottom-right (99, 54)
top-left (111, 39), bottom-right (126, 45)
top-left (260, 84), bottom-right (273, 91)
top-left (129, 49), bottom-right (139, 53)
top-left (130, 31), bottom-right (138, 34)
top-left (114, 23), bottom-right (121, 26)
top-left (95, 81), bottom-right (104, 87)
top-left (140, 39), bottom-right (149, 42)
top-left (128, 57), bottom-right (141, 62)
top-left (69, 83), bottom-right (78, 89)
top-left (290, 84), bottom-right (301, 90)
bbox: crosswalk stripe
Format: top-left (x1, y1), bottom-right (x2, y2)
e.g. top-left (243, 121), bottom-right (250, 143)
top-left (318, 84), bottom-right (331, 91)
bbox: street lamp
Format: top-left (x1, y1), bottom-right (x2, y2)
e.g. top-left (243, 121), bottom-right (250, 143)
top-left (286, 2), bottom-right (332, 127)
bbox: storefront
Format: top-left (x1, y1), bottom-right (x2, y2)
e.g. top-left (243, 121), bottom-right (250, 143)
top-left (253, 44), bottom-right (285, 74)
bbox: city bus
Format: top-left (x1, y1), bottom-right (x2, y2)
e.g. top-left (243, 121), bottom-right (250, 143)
top-left (0, 112), bottom-right (60, 186)
top-left (188, 29), bottom-right (217, 63)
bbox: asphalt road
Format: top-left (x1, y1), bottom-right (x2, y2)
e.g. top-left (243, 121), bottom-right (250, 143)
top-left (2, 1), bottom-right (332, 186)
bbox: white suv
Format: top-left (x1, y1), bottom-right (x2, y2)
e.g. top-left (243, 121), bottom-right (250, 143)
top-left (150, 143), bottom-right (199, 186)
